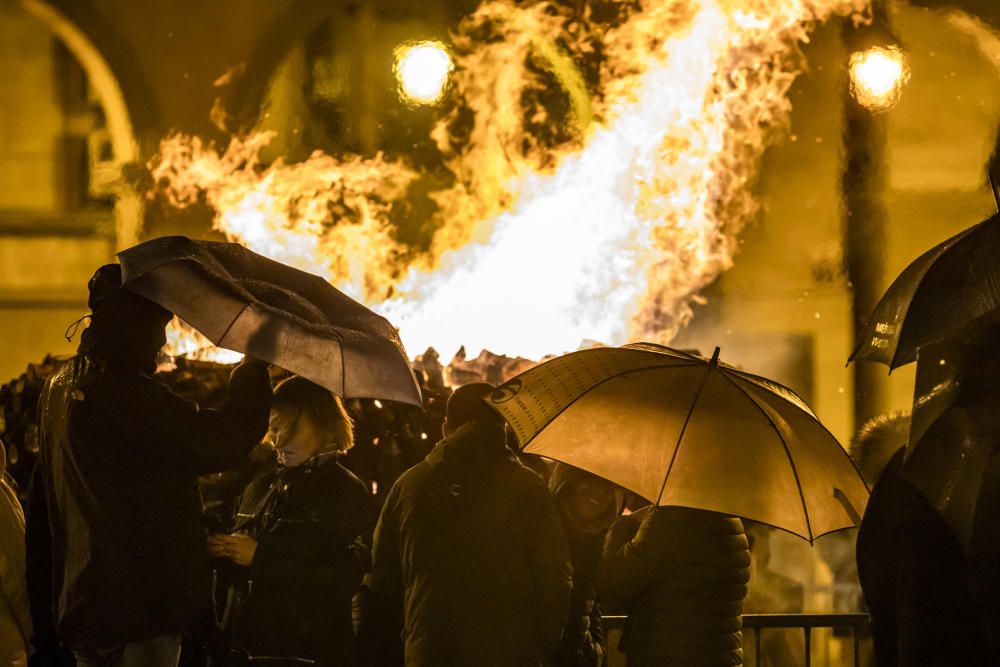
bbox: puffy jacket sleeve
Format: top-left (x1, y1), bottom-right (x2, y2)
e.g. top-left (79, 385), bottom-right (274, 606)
top-left (526, 475), bottom-right (573, 654)
top-left (600, 507), bottom-right (671, 604)
top-left (99, 359), bottom-right (273, 475)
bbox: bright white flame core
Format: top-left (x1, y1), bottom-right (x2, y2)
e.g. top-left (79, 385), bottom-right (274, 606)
top-left (152, 0), bottom-right (868, 363)
top-left (395, 41), bottom-right (454, 105)
top-left (850, 45), bottom-right (910, 111)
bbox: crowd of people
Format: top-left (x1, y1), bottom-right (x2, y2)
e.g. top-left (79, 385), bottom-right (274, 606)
top-left (2, 261), bottom-right (1000, 667)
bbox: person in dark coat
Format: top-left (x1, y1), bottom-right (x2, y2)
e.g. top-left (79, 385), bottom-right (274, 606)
top-left (856, 324), bottom-right (1000, 667)
top-left (30, 264), bottom-right (273, 667)
top-left (359, 382), bottom-right (572, 667)
top-left (548, 463), bottom-right (624, 667)
top-left (600, 505), bottom-right (751, 667)
top-left (208, 376), bottom-right (377, 666)
top-left (856, 446), bottom-right (986, 666)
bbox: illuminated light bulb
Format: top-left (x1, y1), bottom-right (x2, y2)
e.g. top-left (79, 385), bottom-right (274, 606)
top-left (849, 45), bottom-right (910, 111)
top-left (374, 399), bottom-right (383, 409)
top-left (394, 40), bottom-right (454, 105)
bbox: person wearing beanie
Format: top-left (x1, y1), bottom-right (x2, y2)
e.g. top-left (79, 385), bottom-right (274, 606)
top-left (359, 382), bottom-right (572, 667)
top-left (28, 264), bottom-right (273, 666)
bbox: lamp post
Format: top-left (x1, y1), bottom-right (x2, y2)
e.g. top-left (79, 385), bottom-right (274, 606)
top-left (842, 0), bottom-right (907, 429)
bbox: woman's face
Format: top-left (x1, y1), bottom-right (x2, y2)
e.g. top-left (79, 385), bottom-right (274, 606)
top-left (566, 476), bottom-right (619, 530)
top-left (268, 407), bottom-right (325, 468)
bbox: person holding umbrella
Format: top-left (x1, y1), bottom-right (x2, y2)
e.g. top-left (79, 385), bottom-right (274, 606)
top-left (30, 264), bottom-right (273, 667)
top-left (207, 375), bottom-right (377, 667)
top-left (600, 505), bottom-right (751, 666)
top-left (848, 213), bottom-right (1000, 665)
top-left (857, 312), bottom-right (1000, 667)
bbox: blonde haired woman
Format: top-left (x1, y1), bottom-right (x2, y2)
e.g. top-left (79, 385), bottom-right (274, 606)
top-left (209, 376), bottom-right (377, 667)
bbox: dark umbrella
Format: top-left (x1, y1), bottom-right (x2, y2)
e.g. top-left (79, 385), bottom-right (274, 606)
top-left (902, 309), bottom-right (1000, 548)
top-left (848, 213), bottom-right (1000, 370)
top-left (118, 236), bottom-right (421, 406)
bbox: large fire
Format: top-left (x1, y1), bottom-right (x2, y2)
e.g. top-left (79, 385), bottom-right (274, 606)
top-left (151, 0), bottom-right (869, 364)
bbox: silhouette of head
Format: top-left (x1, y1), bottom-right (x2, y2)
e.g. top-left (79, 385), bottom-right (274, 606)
top-left (80, 264), bottom-right (172, 374)
top-left (443, 382), bottom-right (503, 436)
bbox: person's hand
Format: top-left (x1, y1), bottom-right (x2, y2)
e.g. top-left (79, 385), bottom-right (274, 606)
top-left (207, 532), bottom-right (258, 566)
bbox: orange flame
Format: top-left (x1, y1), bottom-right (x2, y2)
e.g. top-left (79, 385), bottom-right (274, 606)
top-left (152, 0), bottom-right (868, 363)
top-left (162, 317), bottom-right (244, 365)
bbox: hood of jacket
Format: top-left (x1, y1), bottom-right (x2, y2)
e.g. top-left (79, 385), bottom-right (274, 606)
top-left (549, 462), bottom-right (625, 535)
top-left (425, 419), bottom-right (513, 471)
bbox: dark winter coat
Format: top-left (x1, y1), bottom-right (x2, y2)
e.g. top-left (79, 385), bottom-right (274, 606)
top-left (857, 447), bottom-right (987, 667)
top-left (548, 464), bottom-right (624, 667)
top-left (971, 446), bottom-right (1000, 666)
top-left (360, 419), bottom-right (572, 667)
top-left (601, 506), bottom-right (750, 667)
top-left (32, 355), bottom-right (272, 651)
top-left (226, 455), bottom-right (377, 666)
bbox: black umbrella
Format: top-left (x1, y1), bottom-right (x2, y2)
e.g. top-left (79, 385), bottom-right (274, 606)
top-left (118, 236), bottom-right (422, 406)
top-left (901, 310), bottom-right (1000, 548)
top-left (849, 213), bottom-right (1000, 370)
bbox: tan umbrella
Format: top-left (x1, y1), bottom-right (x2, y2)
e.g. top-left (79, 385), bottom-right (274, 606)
top-left (119, 236), bottom-right (422, 406)
top-left (488, 343), bottom-right (868, 542)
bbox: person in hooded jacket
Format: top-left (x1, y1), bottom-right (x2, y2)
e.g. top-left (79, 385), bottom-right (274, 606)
top-left (1, 441), bottom-right (32, 667)
top-left (548, 463), bottom-right (624, 667)
top-left (600, 505), bottom-right (750, 667)
top-left (29, 264), bottom-right (273, 667)
top-left (359, 382), bottom-right (572, 667)
top-left (208, 376), bottom-right (377, 667)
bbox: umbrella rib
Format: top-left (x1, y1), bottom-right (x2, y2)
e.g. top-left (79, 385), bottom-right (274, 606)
top-left (513, 361), bottom-right (702, 450)
top-left (216, 302), bottom-right (251, 348)
top-left (654, 363), bottom-right (714, 507)
top-left (717, 372), bottom-right (815, 543)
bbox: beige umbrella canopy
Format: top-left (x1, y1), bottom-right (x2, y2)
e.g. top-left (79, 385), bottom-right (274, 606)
top-left (488, 343), bottom-right (869, 543)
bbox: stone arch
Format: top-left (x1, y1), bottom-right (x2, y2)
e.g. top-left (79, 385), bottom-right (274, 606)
top-left (19, 0), bottom-right (143, 249)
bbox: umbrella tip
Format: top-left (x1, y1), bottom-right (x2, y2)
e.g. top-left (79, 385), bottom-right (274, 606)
top-left (710, 347), bottom-right (721, 367)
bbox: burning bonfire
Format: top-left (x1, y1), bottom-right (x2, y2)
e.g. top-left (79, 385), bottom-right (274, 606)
top-left (150, 0), bottom-right (870, 370)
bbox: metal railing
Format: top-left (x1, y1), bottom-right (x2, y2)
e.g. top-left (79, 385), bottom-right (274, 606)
top-left (602, 613), bottom-right (870, 667)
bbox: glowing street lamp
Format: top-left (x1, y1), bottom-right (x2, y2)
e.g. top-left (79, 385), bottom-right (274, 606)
top-left (394, 40), bottom-right (454, 106)
top-left (849, 45), bottom-right (910, 112)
